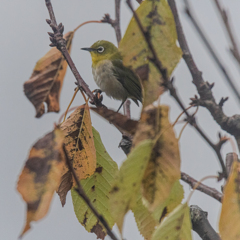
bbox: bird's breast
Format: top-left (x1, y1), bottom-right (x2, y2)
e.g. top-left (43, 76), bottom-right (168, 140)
top-left (92, 60), bottom-right (127, 101)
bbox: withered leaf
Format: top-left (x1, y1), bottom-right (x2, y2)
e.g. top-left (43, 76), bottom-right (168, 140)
top-left (17, 127), bottom-right (65, 237)
top-left (58, 104), bottom-right (96, 206)
top-left (91, 107), bottom-right (138, 136)
top-left (133, 105), bottom-right (181, 211)
top-left (24, 31), bottom-right (74, 118)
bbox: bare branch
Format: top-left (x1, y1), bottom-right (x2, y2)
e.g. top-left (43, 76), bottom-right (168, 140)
top-left (213, 0), bottom-right (240, 66)
top-left (102, 0), bottom-right (122, 44)
top-left (168, 0), bottom-right (240, 151)
top-left (181, 172), bottom-right (222, 203)
top-left (62, 145), bottom-right (118, 240)
top-left (45, 0), bottom-right (105, 108)
top-left (127, 0), bottom-right (228, 179)
top-left (190, 205), bottom-right (222, 240)
top-left (183, 0), bottom-right (240, 103)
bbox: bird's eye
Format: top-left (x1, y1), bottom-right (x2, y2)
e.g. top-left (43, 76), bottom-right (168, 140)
top-left (97, 46), bottom-right (104, 53)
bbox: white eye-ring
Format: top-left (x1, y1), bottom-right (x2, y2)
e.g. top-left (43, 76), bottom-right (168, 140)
top-left (97, 46), bottom-right (104, 53)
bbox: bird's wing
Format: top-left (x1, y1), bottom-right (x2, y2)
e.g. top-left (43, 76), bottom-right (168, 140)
top-left (111, 59), bottom-right (142, 103)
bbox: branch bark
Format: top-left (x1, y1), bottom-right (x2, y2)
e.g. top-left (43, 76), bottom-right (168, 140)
top-left (181, 172), bottom-right (222, 203)
top-left (213, 0), bottom-right (240, 67)
top-left (183, 0), bottom-right (240, 103)
top-left (127, 0), bottom-right (228, 179)
top-left (168, 0), bottom-right (240, 152)
top-left (190, 205), bottom-right (222, 240)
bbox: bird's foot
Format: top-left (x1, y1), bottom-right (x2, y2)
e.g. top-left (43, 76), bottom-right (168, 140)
top-left (90, 89), bottom-right (103, 105)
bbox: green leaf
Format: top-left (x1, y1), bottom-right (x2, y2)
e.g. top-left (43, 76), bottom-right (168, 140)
top-left (71, 127), bottom-right (118, 239)
top-left (132, 181), bottom-right (183, 240)
top-left (152, 180), bottom-right (184, 222)
top-left (132, 191), bottom-right (158, 240)
top-left (151, 203), bottom-right (192, 240)
top-left (120, 0), bottom-right (182, 107)
top-left (219, 160), bottom-right (240, 240)
top-left (109, 140), bottom-right (153, 233)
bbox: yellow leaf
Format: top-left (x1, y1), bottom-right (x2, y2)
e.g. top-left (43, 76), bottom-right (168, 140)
top-left (119, 0), bottom-right (182, 107)
top-left (142, 105), bottom-right (181, 211)
top-left (24, 31), bottom-right (74, 118)
top-left (58, 104), bottom-right (96, 206)
top-left (219, 160), bottom-right (240, 240)
top-left (17, 127), bottom-right (65, 237)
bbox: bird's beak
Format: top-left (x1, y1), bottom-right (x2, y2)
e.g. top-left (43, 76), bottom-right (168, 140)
top-left (81, 47), bottom-right (96, 52)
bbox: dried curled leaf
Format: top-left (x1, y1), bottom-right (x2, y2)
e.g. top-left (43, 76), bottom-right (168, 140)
top-left (17, 127), bottom-right (65, 237)
top-left (219, 160), bottom-right (240, 240)
top-left (120, 0), bottom-right (182, 107)
top-left (91, 107), bottom-right (138, 135)
top-left (24, 31), bottom-right (74, 118)
top-left (58, 104), bottom-right (96, 206)
top-left (72, 127), bottom-right (118, 239)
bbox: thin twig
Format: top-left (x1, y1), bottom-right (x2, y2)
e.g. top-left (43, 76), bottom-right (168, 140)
top-left (127, 0), bottom-right (228, 178)
top-left (213, 0), bottom-right (240, 66)
top-left (168, 0), bottom-right (240, 152)
top-left (45, 0), bottom-right (105, 108)
top-left (62, 145), bottom-right (118, 240)
top-left (183, 0), bottom-right (240, 103)
top-left (181, 172), bottom-right (222, 203)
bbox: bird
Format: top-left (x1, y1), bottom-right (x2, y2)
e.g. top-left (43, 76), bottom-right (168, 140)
top-left (81, 40), bottom-right (142, 112)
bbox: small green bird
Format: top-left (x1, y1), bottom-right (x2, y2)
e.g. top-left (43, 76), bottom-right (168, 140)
top-left (81, 40), bottom-right (142, 112)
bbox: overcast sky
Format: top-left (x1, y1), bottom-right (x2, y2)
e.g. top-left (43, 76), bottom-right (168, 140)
top-left (1, 0), bottom-right (240, 240)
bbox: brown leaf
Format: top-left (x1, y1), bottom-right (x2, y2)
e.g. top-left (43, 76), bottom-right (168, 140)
top-left (24, 31), bottom-right (74, 118)
top-left (17, 127), bottom-right (65, 237)
top-left (58, 104), bottom-right (96, 205)
top-left (91, 221), bottom-right (105, 240)
top-left (91, 107), bottom-right (138, 135)
top-left (56, 170), bottom-right (72, 207)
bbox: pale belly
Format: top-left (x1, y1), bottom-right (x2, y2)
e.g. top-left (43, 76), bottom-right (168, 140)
top-left (92, 60), bottom-right (128, 101)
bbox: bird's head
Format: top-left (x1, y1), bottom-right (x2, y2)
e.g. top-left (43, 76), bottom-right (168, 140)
top-left (81, 40), bottom-right (121, 66)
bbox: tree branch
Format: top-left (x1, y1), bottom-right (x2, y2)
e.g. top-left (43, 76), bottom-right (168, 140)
top-left (190, 205), bottom-right (222, 240)
top-left (126, 0), bottom-right (228, 179)
top-left (213, 0), bottom-right (240, 67)
top-left (45, 0), bottom-right (105, 108)
top-left (168, 0), bottom-right (240, 152)
top-left (102, 0), bottom-right (122, 44)
top-left (181, 172), bottom-right (222, 203)
top-left (62, 145), bottom-right (118, 240)
top-left (183, 0), bottom-right (240, 103)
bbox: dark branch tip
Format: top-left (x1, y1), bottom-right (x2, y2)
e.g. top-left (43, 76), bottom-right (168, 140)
top-left (46, 19), bottom-right (51, 24)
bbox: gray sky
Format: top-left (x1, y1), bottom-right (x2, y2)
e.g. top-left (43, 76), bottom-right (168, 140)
top-left (1, 0), bottom-right (240, 240)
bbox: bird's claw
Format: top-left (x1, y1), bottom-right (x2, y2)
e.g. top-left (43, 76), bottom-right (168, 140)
top-left (90, 89), bottom-right (103, 105)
